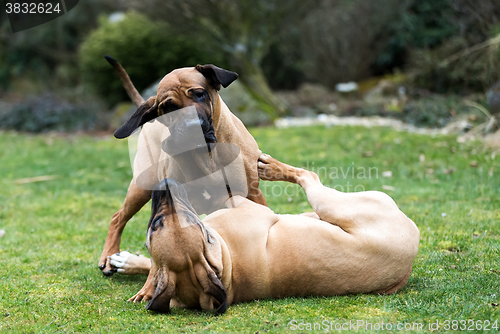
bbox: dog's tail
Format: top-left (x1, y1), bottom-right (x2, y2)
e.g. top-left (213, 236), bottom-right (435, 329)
top-left (105, 55), bottom-right (145, 107)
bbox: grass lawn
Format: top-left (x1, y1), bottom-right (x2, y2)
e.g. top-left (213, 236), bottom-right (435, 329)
top-left (0, 125), bottom-right (499, 333)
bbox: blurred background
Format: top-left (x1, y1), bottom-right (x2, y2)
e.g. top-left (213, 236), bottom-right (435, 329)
top-left (1, 0), bottom-right (500, 137)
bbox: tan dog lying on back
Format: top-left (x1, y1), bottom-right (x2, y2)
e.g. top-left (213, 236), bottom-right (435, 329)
top-left (110, 154), bottom-right (420, 313)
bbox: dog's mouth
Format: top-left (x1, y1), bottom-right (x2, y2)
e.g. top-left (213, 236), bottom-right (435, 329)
top-left (156, 106), bottom-right (217, 155)
top-left (194, 117), bottom-right (217, 149)
top-left (163, 120), bottom-right (217, 155)
top-left (200, 118), bottom-right (217, 144)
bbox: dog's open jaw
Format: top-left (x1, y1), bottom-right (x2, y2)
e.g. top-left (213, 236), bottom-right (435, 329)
top-left (144, 179), bottom-right (227, 314)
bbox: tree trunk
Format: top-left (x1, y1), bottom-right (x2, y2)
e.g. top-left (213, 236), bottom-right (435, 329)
top-left (231, 52), bottom-right (287, 118)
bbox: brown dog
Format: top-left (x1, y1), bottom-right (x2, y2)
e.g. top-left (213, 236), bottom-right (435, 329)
top-left (99, 58), bottom-right (266, 275)
top-left (110, 154), bottom-right (420, 313)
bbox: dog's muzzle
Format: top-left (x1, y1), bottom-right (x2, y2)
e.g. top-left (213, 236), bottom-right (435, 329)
top-left (162, 108), bottom-right (217, 155)
top-left (188, 118), bottom-right (216, 144)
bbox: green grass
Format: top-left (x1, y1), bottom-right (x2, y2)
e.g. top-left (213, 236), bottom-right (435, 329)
top-left (0, 125), bottom-right (499, 333)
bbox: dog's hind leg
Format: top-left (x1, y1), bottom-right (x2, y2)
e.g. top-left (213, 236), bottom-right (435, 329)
top-left (99, 181), bottom-right (152, 276)
top-left (258, 154), bottom-right (360, 233)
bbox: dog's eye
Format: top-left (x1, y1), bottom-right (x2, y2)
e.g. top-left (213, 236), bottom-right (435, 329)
top-left (151, 216), bottom-right (163, 232)
top-left (193, 90), bottom-right (207, 103)
top-left (161, 100), bottom-right (180, 113)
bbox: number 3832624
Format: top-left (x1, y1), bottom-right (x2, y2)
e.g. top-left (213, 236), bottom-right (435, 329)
top-left (5, 2), bottom-right (62, 14)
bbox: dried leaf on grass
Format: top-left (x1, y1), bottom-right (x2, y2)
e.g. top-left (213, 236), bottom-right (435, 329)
top-left (14, 175), bottom-right (59, 185)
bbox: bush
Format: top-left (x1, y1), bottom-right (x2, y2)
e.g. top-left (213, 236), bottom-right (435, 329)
top-left (400, 96), bottom-right (457, 127)
top-left (371, 0), bottom-right (459, 75)
top-left (299, 0), bottom-right (406, 88)
top-left (377, 0), bottom-right (500, 92)
top-left (0, 0), bottom-right (118, 91)
top-left (408, 34), bottom-right (500, 93)
top-left (261, 30), bottom-right (306, 90)
top-left (0, 93), bottom-right (102, 133)
top-left (79, 12), bottom-right (226, 106)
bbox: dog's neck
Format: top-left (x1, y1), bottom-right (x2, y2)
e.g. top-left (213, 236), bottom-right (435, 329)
top-left (213, 95), bottom-right (229, 136)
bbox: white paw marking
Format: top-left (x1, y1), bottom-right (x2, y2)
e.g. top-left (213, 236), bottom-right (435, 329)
top-left (109, 251), bottom-right (134, 269)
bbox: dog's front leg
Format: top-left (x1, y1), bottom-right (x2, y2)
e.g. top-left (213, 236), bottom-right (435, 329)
top-left (99, 181), bottom-right (152, 276)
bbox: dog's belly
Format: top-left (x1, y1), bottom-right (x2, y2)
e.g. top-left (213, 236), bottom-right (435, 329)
top-left (265, 216), bottom-right (417, 298)
top-left (209, 209), bottom-right (418, 303)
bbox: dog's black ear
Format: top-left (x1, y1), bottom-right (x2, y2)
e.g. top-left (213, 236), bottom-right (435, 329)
top-left (196, 64), bottom-right (238, 90)
top-left (194, 260), bottom-right (228, 314)
top-left (206, 266), bottom-right (227, 314)
top-left (146, 268), bottom-right (175, 314)
top-left (114, 97), bottom-right (158, 139)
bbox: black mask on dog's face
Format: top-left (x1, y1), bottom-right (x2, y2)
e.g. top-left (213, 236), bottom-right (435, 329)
top-left (158, 106), bottom-right (216, 155)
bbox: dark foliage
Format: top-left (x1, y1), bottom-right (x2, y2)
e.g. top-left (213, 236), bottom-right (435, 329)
top-left (79, 12), bottom-right (228, 106)
top-left (0, 94), bottom-right (101, 132)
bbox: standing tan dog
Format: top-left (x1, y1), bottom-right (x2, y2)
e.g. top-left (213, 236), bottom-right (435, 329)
top-left (99, 58), bottom-right (266, 275)
top-left (109, 154), bottom-right (420, 313)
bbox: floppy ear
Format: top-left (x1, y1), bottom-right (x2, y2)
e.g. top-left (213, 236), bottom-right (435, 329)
top-left (146, 268), bottom-right (176, 314)
top-left (114, 96), bottom-right (158, 139)
top-left (194, 260), bottom-right (227, 314)
top-left (196, 64), bottom-right (238, 90)
top-left (203, 226), bottom-right (223, 276)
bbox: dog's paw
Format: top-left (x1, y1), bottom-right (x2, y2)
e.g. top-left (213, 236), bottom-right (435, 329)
top-left (99, 250), bottom-right (119, 276)
top-left (258, 153), bottom-right (274, 164)
top-left (129, 290), bottom-right (153, 303)
top-left (108, 251), bottom-right (151, 275)
top-left (128, 282), bottom-right (155, 303)
top-left (258, 153), bottom-right (286, 181)
top-left (257, 153), bottom-right (272, 179)
top-left (108, 251), bottom-right (131, 274)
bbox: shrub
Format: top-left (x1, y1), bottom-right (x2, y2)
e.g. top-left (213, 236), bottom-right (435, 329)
top-left (261, 31), bottom-right (306, 90)
top-left (408, 34), bottom-right (500, 93)
top-left (79, 12), bottom-right (226, 106)
top-left (380, 0), bottom-right (500, 92)
top-left (0, 93), bottom-right (102, 133)
top-left (299, 0), bottom-right (406, 88)
top-left (400, 96), bottom-right (456, 128)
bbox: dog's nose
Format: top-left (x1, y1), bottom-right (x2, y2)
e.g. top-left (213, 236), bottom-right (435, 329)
top-left (197, 118), bottom-right (217, 144)
top-left (205, 132), bottom-right (217, 144)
